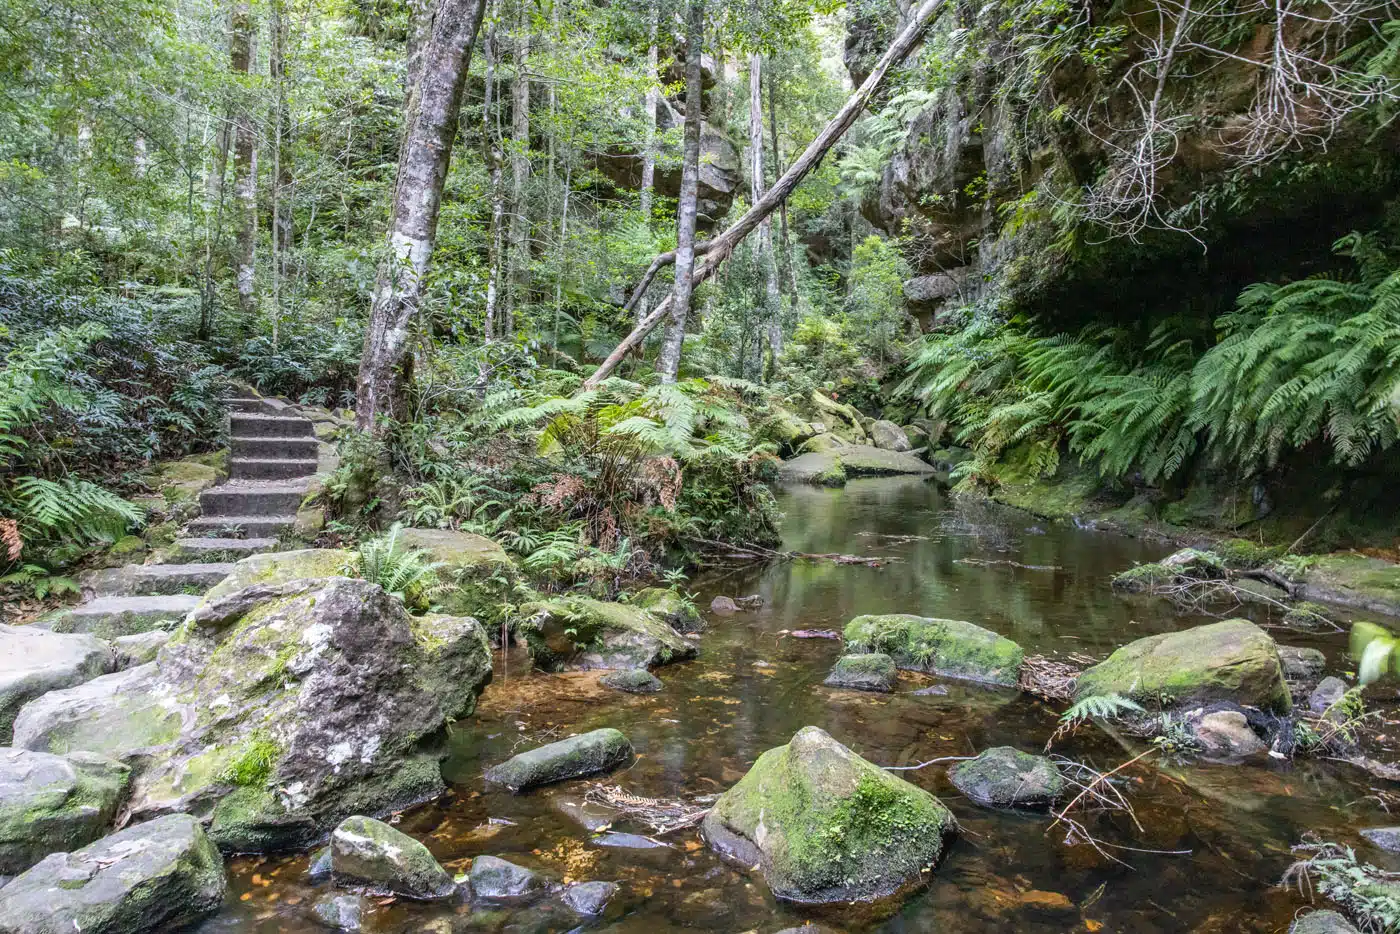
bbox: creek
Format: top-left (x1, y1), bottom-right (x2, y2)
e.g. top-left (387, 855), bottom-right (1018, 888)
top-left (208, 476), bottom-right (1386, 933)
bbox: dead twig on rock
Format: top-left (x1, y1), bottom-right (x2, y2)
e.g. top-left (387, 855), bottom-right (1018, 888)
top-left (1019, 654), bottom-right (1093, 701)
top-left (582, 784), bottom-right (710, 834)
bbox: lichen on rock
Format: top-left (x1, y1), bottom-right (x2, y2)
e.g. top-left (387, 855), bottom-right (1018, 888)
top-left (843, 614), bottom-right (1023, 685)
top-left (521, 596), bottom-right (696, 672)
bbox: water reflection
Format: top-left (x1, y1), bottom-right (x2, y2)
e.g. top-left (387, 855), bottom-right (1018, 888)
top-left (201, 477), bottom-right (1382, 934)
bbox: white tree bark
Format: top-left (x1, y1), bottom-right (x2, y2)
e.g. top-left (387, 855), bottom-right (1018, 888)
top-left (749, 52), bottom-right (782, 368)
top-left (355, 0), bottom-right (491, 428)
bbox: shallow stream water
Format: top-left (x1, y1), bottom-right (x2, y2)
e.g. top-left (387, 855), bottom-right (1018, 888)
top-left (203, 477), bottom-right (1393, 934)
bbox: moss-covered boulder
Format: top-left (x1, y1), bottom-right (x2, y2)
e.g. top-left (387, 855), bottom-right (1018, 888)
top-left (13, 576), bottom-right (492, 853)
top-left (0, 813), bottom-right (225, 934)
top-left (152, 456), bottom-right (225, 506)
top-left (808, 391), bottom-right (868, 442)
top-left (0, 624), bottom-right (113, 744)
top-left (522, 596), bottom-right (696, 672)
top-left (948, 747), bottom-right (1063, 810)
top-left (197, 548), bottom-right (353, 604)
top-left (759, 407), bottom-right (817, 451)
top-left (632, 587), bottom-right (702, 633)
top-left (823, 653), bottom-right (897, 692)
top-left (600, 668), bottom-right (663, 694)
top-left (484, 728), bottom-right (634, 792)
top-left (0, 749), bottom-right (131, 874)
top-left (843, 614), bottom-right (1024, 686)
top-left (1301, 553), bottom-right (1400, 617)
top-left (397, 528), bottom-right (521, 620)
top-left (329, 815), bottom-right (455, 900)
top-left (869, 420), bottom-right (911, 452)
top-left (1075, 619), bottom-right (1290, 713)
top-left (796, 433), bottom-right (849, 455)
top-left (701, 726), bottom-right (955, 903)
top-left (779, 446), bottom-right (937, 485)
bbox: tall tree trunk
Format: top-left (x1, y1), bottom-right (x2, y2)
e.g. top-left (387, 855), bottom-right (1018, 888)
top-left (748, 53), bottom-right (781, 372)
top-left (655, 0), bottom-right (704, 384)
top-left (505, 0), bottom-right (530, 336)
top-left (268, 0), bottom-right (292, 346)
top-left (482, 20), bottom-right (505, 341)
top-left (355, 0), bottom-right (491, 428)
top-left (768, 67), bottom-right (798, 307)
top-left (232, 0), bottom-right (258, 320)
top-left (584, 0), bottom-right (946, 388)
top-left (636, 2), bottom-right (658, 326)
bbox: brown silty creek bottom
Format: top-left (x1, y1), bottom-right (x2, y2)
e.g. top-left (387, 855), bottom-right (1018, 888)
top-left (203, 477), bottom-right (1400, 934)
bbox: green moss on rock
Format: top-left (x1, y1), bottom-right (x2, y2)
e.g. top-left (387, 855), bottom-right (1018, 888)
top-left (823, 653), bottom-right (897, 692)
top-left (701, 726), bottom-right (954, 903)
top-left (1301, 553), bottom-right (1400, 617)
top-left (948, 746), bottom-right (1063, 810)
top-left (521, 596), bottom-right (695, 672)
top-left (197, 548), bottom-right (353, 604)
top-left (843, 614), bottom-right (1023, 686)
top-left (632, 588), bottom-right (702, 633)
top-left (1075, 619), bottom-right (1291, 713)
top-left (397, 528), bottom-right (520, 621)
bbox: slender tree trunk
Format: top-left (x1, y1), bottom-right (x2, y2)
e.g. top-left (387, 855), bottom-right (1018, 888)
top-left (636, 3), bottom-right (658, 327)
top-left (355, 0), bottom-right (491, 428)
top-left (269, 0), bottom-right (291, 346)
top-left (585, 0), bottom-right (947, 387)
top-left (769, 67), bottom-right (798, 306)
top-left (232, 0), bottom-right (258, 320)
top-left (505, 0), bottom-right (531, 336)
top-left (748, 53), bottom-right (781, 372)
top-left (482, 20), bottom-right (505, 341)
top-left (655, 0), bottom-right (704, 384)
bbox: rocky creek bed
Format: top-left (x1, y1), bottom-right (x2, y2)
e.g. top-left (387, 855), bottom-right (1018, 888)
top-left (7, 476), bottom-right (1400, 933)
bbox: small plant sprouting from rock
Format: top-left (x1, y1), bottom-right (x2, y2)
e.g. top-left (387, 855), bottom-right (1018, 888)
top-left (349, 522), bottom-right (445, 612)
top-left (220, 734), bottom-right (280, 787)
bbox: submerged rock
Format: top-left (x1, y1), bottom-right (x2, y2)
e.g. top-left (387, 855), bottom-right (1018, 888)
top-left (0, 813), bottom-right (225, 934)
top-left (948, 747), bottom-right (1064, 810)
top-left (310, 893), bottom-right (365, 931)
top-left (600, 668), bottom-right (663, 694)
top-left (1074, 619), bottom-right (1290, 713)
top-left (550, 794), bottom-right (615, 832)
top-left (0, 624), bottom-right (112, 743)
top-left (633, 587), bottom-right (703, 633)
top-left (823, 653), bottom-right (897, 692)
top-left (522, 596), bottom-right (695, 671)
top-left (330, 815), bottom-right (455, 900)
top-left (0, 749), bottom-right (130, 874)
top-left (469, 855), bottom-right (547, 903)
top-left (701, 725), bottom-right (955, 903)
top-left (843, 614), bottom-right (1023, 686)
top-left (710, 595), bottom-right (739, 615)
top-left (13, 576), bottom-right (492, 852)
top-left (484, 728), bottom-right (634, 792)
top-left (561, 880), bottom-right (618, 916)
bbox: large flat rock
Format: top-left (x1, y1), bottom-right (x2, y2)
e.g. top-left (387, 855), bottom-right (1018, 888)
top-left (0, 625), bottom-right (112, 744)
top-left (779, 446), bottom-right (935, 484)
top-left (1301, 554), bottom-right (1400, 617)
top-left (0, 812), bottom-right (225, 934)
top-left (0, 748), bottom-right (130, 874)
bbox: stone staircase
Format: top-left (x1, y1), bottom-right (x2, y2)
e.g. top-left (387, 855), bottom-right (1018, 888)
top-left (40, 394), bottom-right (322, 638)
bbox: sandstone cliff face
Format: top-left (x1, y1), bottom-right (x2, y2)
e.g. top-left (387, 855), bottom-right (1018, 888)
top-left (845, 0), bottom-right (1400, 325)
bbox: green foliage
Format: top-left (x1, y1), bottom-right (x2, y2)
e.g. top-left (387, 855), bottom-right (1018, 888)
top-left (901, 231), bottom-right (1400, 488)
top-left (1351, 621), bottom-right (1400, 685)
top-left (349, 522), bottom-right (444, 612)
top-left (1284, 842), bottom-right (1400, 933)
top-left (9, 478), bottom-right (143, 549)
top-left (220, 734), bottom-right (280, 787)
top-left (1058, 692), bottom-right (1146, 726)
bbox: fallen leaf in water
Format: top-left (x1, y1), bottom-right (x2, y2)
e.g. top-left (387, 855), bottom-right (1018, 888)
top-left (239, 893), bottom-right (252, 902)
top-left (1086, 921), bottom-right (1104, 932)
top-left (684, 840), bottom-right (702, 851)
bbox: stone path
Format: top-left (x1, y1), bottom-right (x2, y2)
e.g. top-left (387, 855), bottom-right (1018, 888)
top-left (36, 394), bottom-right (321, 638)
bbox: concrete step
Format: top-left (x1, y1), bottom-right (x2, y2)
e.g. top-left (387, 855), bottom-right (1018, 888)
top-left (169, 537), bottom-right (278, 562)
top-left (199, 481), bottom-right (309, 517)
top-left (231, 435), bottom-right (320, 459)
top-left (230, 457), bottom-right (319, 481)
top-left (229, 397), bottom-right (277, 414)
top-left (229, 413), bottom-right (314, 438)
top-left (80, 563), bottom-right (234, 597)
top-left (39, 594), bottom-right (201, 638)
top-left (187, 515), bottom-right (296, 538)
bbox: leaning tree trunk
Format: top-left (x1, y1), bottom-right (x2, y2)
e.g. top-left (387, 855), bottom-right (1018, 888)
top-left (583, 0), bottom-right (947, 388)
top-left (355, 0), bottom-right (491, 429)
top-left (654, 0), bottom-right (704, 384)
top-left (749, 52), bottom-right (782, 371)
top-left (232, 0), bottom-right (258, 320)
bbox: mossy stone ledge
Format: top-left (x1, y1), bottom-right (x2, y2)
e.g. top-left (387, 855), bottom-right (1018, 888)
top-left (483, 728), bottom-right (634, 793)
top-left (701, 725), bottom-right (955, 903)
top-left (1075, 619), bottom-right (1291, 713)
top-left (0, 748), bottom-right (131, 874)
top-left (842, 614), bottom-right (1024, 686)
